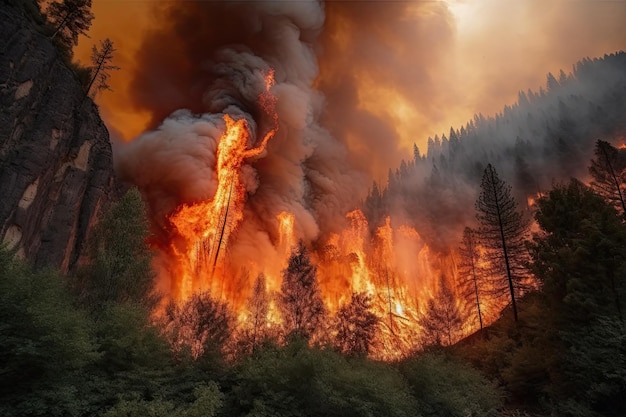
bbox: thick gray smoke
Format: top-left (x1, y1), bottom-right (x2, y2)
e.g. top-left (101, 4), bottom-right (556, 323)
top-left (115, 1), bottom-right (368, 283)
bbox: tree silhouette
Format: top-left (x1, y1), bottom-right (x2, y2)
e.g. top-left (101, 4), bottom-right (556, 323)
top-left (457, 227), bottom-right (484, 330)
top-left (419, 276), bottom-right (464, 347)
top-left (164, 292), bottom-right (233, 359)
top-left (475, 164), bottom-right (530, 322)
top-left (279, 241), bottom-right (326, 340)
top-left (237, 273), bottom-right (271, 355)
top-left (85, 38), bottom-right (119, 99)
top-left (47, 0), bottom-right (94, 49)
top-left (333, 292), bottom-right (379, 356)
top-left (589, 139), bottom-right (626, 217)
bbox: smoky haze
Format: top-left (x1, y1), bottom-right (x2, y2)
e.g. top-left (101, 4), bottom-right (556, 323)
top-left (115, 1), bottom-right (368, 294)
top-left (107, 0), bottom-right (626, 297)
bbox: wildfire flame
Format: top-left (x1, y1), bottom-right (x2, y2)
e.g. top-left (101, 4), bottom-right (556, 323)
top-left (155, 68), bottom-right (503, 360)
top-left (168, 70), bottom-right (279, 301)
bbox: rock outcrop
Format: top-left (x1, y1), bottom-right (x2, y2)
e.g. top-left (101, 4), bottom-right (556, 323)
top-left (0, 0), bottom-right (115, 271)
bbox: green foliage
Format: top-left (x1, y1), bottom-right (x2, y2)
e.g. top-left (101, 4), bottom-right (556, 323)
top-left (457, 179), bottom-right (626, 416)
top-left (0, 246), bottom-right (98, 416)
top-left (399, 352), bottom-right (503, 417)
top-left (531, 179), bottom-right (626, 323)
top-left (74, 188), bottom-right (157, 310)
top-left (103, 396), bottom-right (175, 417)
top-left (529, 179), bottom-right (626, 415)
top-left (224, 340), bottom-right (418, 417)
top-left (103, 382), bottom-right (223, 417)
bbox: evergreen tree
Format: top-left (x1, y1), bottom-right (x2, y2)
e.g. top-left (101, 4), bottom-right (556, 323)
top-left (333, 292), bottom-right (379, 356)
top-left (47, 0), bottom-right (94, 49)
top-left (237, 273), bottom-right (271, 355)
top-left (279, 241), bottom-right (326, 340)
top-left (419, 277), bottom-right (464, 347)
top-left (74, 188), bottom-right (156, 310)
top-left (475, 164), bottom-right (530, 322)
top-left (589, 139), bottom-right (626, 217)
top-left (529, 179), bottom-right (626, 415)
top-left (85, 38), bottom-right (120, 98)
top-left (531, 179), bottom-right (625, 324)
top-left (164, 292), bottom-right (233, 359)
top-left (457, 227), bottom-right (484, 330)
top-left (0, 247), bottom-right (98, 416)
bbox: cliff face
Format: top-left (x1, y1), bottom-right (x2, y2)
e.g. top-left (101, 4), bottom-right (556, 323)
top-left (0, 1), bottom-right (115, 271)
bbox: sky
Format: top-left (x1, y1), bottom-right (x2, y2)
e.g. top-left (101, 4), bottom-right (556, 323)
top-left (75, 0), bottom-right (626, 179)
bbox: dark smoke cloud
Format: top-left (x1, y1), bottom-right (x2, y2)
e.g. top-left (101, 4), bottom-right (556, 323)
top-left (116, 0), bottom-right (368, 269)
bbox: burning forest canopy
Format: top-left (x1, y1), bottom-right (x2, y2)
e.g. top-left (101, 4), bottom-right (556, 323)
top-left (66, 0), bottom-right (626, 358)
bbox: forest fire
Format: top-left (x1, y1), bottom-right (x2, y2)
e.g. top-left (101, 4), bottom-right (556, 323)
top-left (147, 69), bottom-right (477, 356)
top-left (111, 1), bottom-right (548, 359)
top-left (168, 114), bottom-right (276, 300)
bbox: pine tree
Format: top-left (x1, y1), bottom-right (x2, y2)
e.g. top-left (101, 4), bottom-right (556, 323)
top-left (242, 273), bottom-right (271, 353)
top-left (457, 227), bottom-right (484, 330)
top-left (475, 164), bottom-right (530, 322)
top-left (47, 0), bottom-right (94, 49)
top-left (589, 139), bottom-right (626, 217)
top-left (333, 292), bottom-right (379, 356)
top-left (529, 179), bottom-right (626, 413)
top-left (74, 188), bottom-right (156, 310)
top-left (279, 241), bottom-right (326, 339)
top-left (85, 38), bottom-right (120, 99)
top-left (419, 277), bottom-right (464, 347)
top-left (165, 292), bottom-right (233, 359)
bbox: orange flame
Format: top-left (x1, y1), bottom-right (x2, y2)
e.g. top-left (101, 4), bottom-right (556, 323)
top-left (158, 70), bottom-right (505, 360)
top-left (168, 71), bottom-right (279, 301)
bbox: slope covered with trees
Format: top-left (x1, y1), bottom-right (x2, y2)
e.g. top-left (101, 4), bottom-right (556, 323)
top-left (365, 51), bottom-right (626, 251)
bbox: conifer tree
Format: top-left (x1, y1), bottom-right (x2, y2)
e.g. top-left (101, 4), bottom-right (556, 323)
top-left (589, 139), bottom-right (626, 217)
top-left (333, 292), bottom-right (379, 356)
top-left (457, 227), bottom-right (484, 330)
top-left (475, 164), bottom-right (530, 322)
top-left (74, 188), bottom-right (156, 310)
top-left (419, 277), bottom-right (464, 347)
top-left (238, 273), bottom-right (271, 354)
top-left (85, 38), bottom-right (119, 98)
top-left (165, 292), bottom-right (233, 359)
top-left (279, 241), bottom-right (326, 339)
top-left (47, 0), bottom-right (93, 49)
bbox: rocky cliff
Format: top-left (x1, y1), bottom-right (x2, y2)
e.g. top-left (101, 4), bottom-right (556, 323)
top-left (0, 0), bottom-right (115, 271)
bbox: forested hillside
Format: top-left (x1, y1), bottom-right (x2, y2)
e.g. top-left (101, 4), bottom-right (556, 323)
top-left (365, 52), bottom-right (626, 251)
top-left (1, 1), bottom-right (625, 415)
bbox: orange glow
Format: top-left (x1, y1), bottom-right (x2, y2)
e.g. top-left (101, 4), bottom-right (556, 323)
top-left (167, 68), bottom-right (279, 301)
top-left (83, 0), bottom-right (618, 358)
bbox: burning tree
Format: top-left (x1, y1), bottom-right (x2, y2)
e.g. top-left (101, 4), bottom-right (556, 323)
top-left (589, 139), bottom-right (626, 218)
top-left (236, 273), bottom-right (272, 355)
top-left (47, 0), bottom-right (94, 49)
top-left (332, 292), bottom-right (379, 356)
top-left (279, 241), bottom-right (326, 340)
top-left (457, 227), bottom-right (484, 330)
top-left (164, 292), bottom-right (233, 359)
top-left (475, 164), bottom-right (530, 322)
top-left (418, 276), bottom-right (464, 347)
